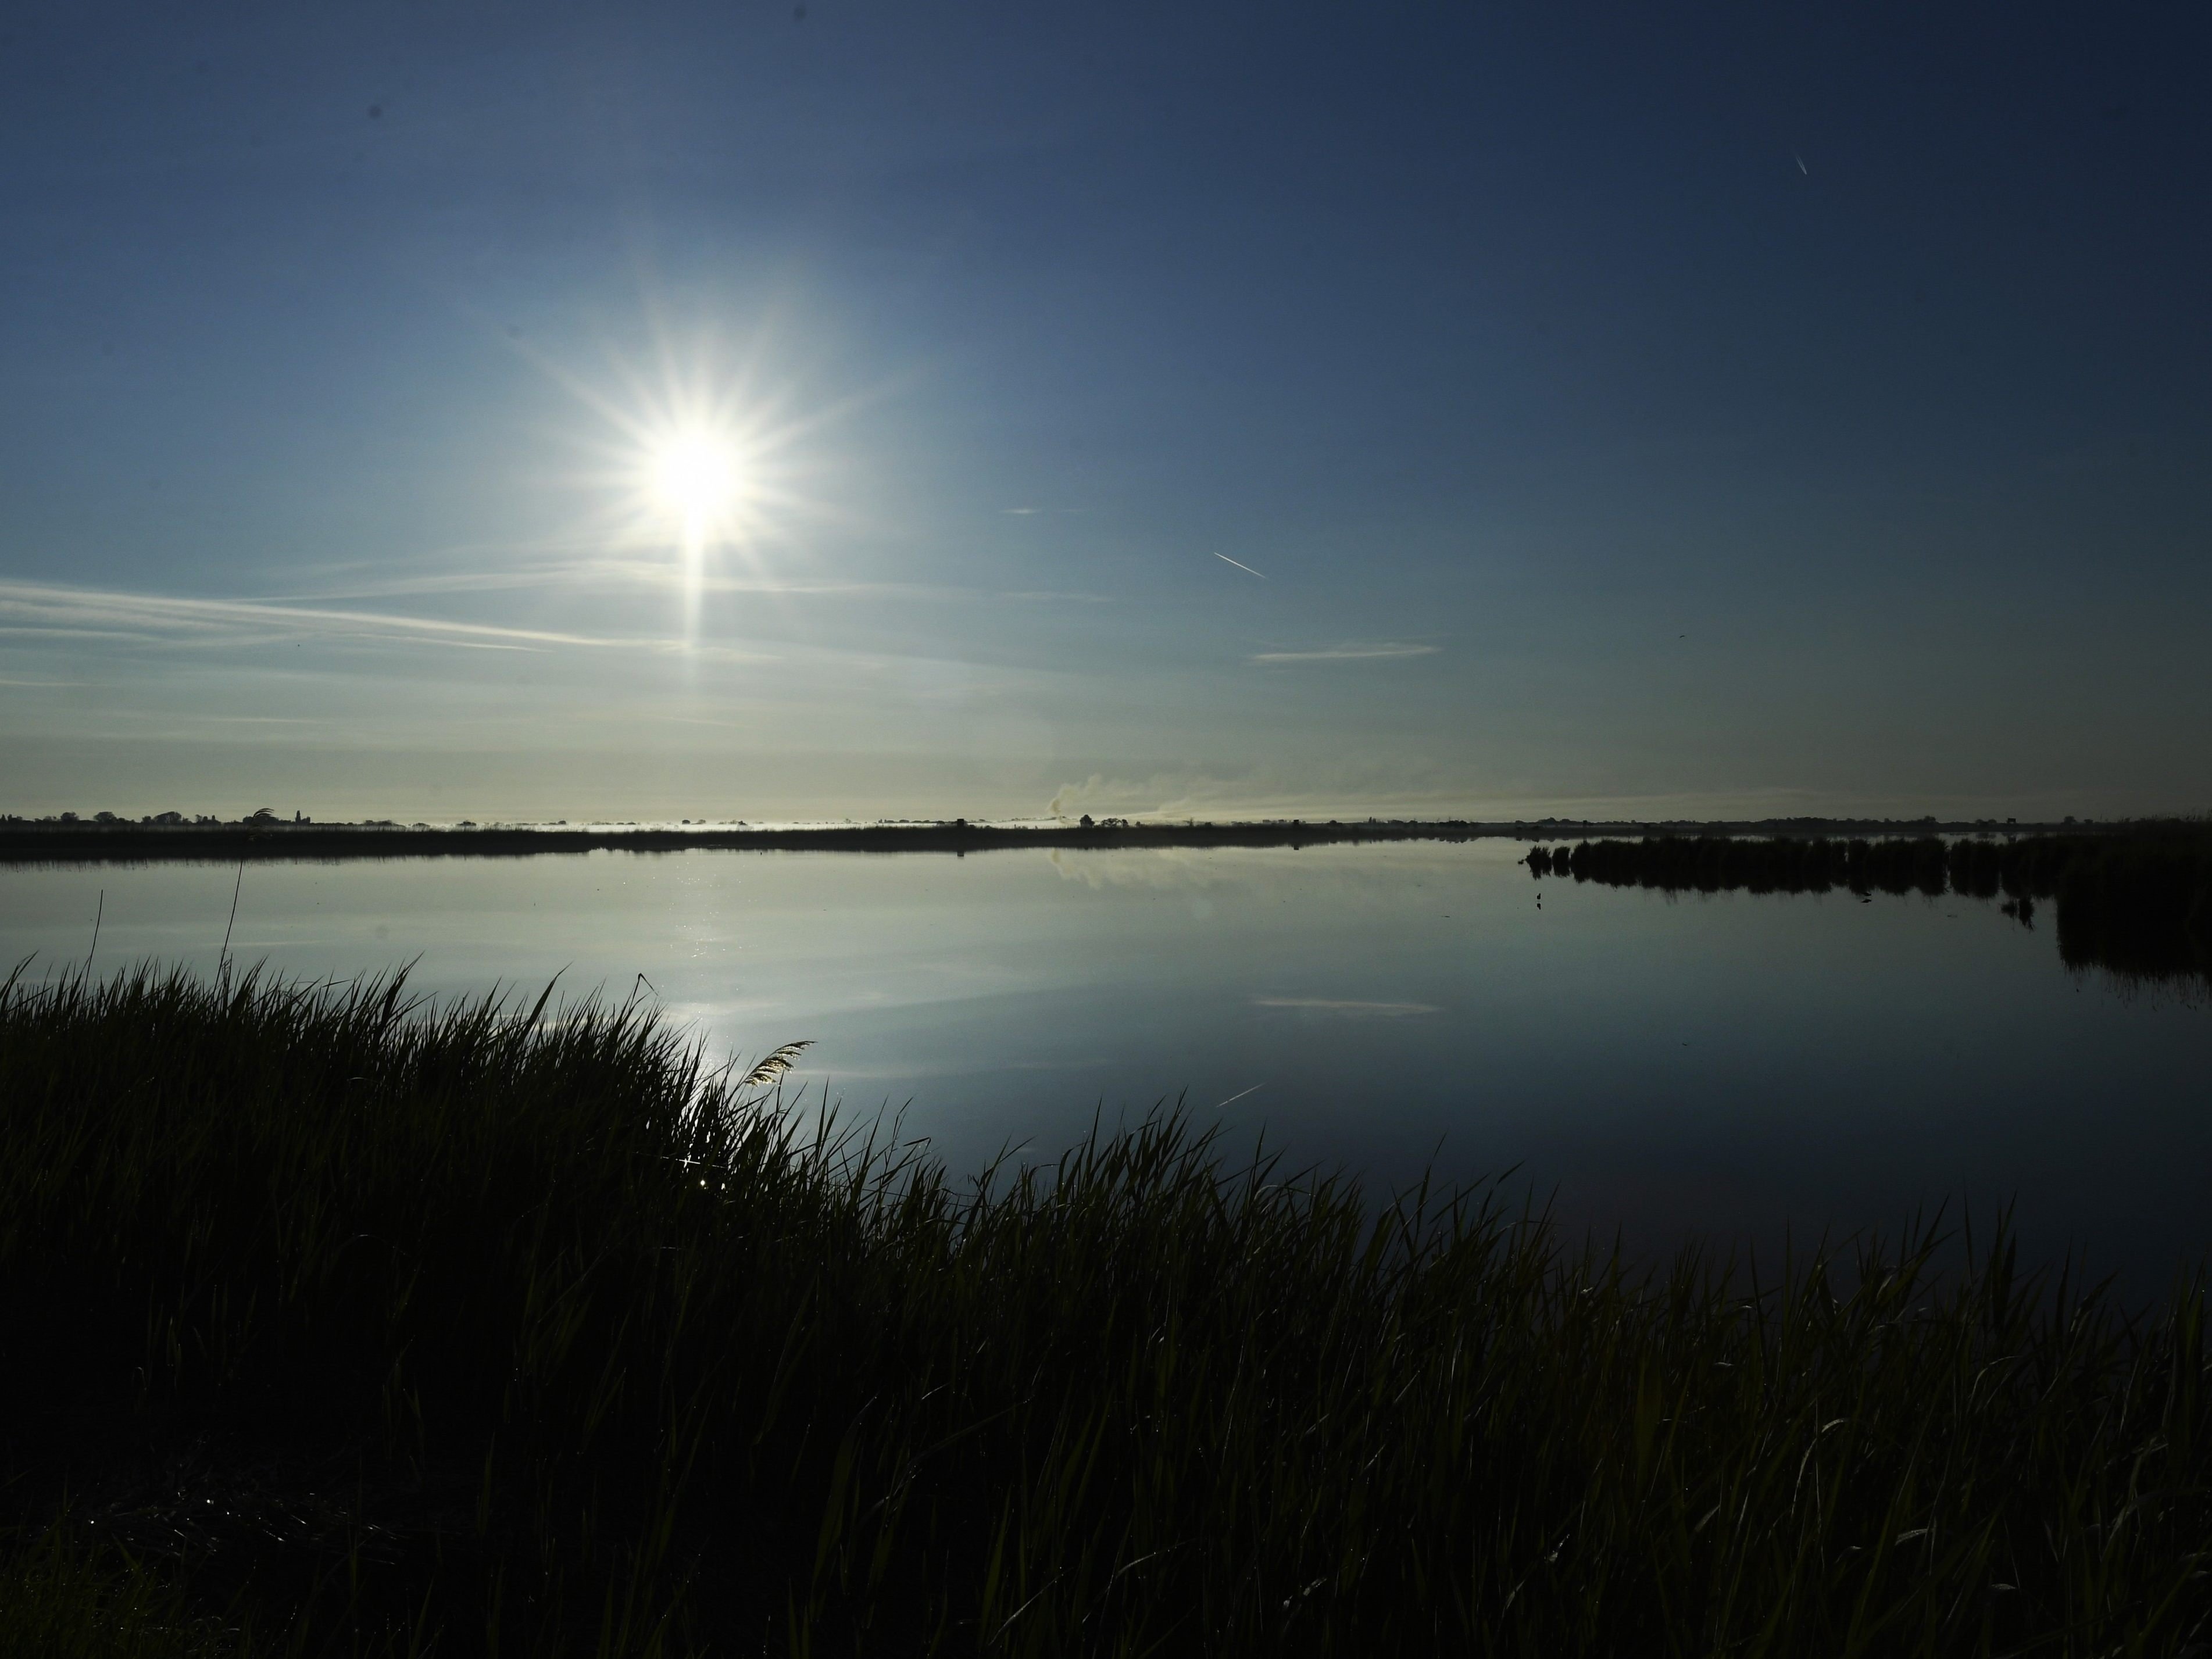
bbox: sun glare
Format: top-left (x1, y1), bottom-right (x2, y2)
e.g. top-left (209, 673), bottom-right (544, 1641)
top-left (649, 428), bottom-right (742, 531)
top-left (549, 326), bottom-right (836, 649)
top-left (634, 421), bottom-right (754, 648)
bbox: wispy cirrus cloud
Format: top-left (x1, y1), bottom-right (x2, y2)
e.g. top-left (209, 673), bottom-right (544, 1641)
top-left (1251, 996), bottom-right (1441, 1017)
top-left (276, 549), bottom-right (1082, 610)
top-left (0, 579), bottom-right (646, 652)
top-left (285, 570), bottom-right (891, 607)
top-left (1247, 642), bottom-right (1439, 664)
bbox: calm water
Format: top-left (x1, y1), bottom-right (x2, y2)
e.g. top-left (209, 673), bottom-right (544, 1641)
top-left (5, 842), bottom-right (2207, 1283)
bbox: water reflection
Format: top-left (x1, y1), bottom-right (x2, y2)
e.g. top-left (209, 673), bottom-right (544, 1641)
top-left (3, 841), bottom-right (2206, 1285)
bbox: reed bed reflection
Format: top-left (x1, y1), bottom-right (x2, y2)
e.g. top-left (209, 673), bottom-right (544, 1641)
top-left (1528, 830), bottom-right (2212, 988)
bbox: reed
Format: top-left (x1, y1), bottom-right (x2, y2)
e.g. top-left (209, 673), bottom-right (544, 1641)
top-left (2, 964), bottom-right (2206, 1656)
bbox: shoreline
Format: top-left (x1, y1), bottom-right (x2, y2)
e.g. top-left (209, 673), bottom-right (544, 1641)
top-left (0, 814), bottom-right (2125, 864)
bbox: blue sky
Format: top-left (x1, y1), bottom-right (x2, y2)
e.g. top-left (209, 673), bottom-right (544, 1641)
top-left (3, 3), bottom-right (2209, 822)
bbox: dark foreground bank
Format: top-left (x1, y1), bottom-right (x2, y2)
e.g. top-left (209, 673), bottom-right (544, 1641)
top-left (1, 968), bottom-right (2206, 1656)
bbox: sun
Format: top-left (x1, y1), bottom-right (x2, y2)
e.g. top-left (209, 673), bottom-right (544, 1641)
top-left (633, 420), bottom-right (754, 647)
top-left (647, 427), bottom-right (743, 534)
top-left (537, 318), bottom-right (845, 648)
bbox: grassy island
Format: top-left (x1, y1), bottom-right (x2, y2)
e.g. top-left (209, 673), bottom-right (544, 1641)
top-left (1529, 830), bottom-right (2212, 986)
top-left (2, 967), bottom-right (2206, 1656)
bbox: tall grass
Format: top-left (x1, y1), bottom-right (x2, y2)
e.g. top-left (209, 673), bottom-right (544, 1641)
top-left (2, 965), bottom-right (2207, 1655)
top-left (0, 1532), bottom-right (242, 1659)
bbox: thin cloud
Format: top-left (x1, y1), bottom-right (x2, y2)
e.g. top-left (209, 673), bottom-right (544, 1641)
top-left (1247, 642), bottom-right (1439, 664)
top-left (0, 624), bottom-right (176, 644)
top-left (290, 558), bottom-right (1046, 614)
top-left (0, 580), bottom-right (644, 652)
top-left (283, 556), bottom-right (895, 605)
top-left (1252, 997), bottom-right (1441, 1017)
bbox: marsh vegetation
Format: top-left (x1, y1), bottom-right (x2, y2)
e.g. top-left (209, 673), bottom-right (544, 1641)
top-left (2, 966), bottom-right (2207, 1654)
top-left (1528, 830), bottom-right (2212, 988)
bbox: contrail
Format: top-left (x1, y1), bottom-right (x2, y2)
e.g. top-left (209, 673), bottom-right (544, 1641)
top-left (1795, 152), bottom-right (1809, 174)
top-left (1214, 1082), bottom-right (1266, 1108)
top-left (1213, 552), bottom-right (1268, 580)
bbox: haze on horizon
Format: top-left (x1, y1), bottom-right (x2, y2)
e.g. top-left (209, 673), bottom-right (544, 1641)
top-left (4, 4), bottom-right (2209, 827)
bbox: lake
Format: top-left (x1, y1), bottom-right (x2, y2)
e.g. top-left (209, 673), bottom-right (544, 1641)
top-left (5, 839), bottom-right (2206, 1286)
